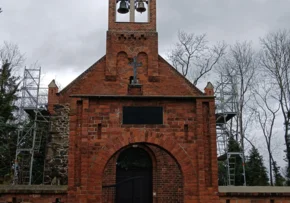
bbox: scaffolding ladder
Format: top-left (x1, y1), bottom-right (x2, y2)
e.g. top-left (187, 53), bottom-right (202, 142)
top-left (215, 73), bottom-right (246, 185)
top-left (227, 152), bottom-right (246, 186)
top-left (13, 67), bottom-right (48, 185)
top-left (215, 74), bottom-right (237, 157)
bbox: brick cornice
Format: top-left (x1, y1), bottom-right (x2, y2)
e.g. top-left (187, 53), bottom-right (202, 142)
top-left (69, 94), bottom-right (215, 99)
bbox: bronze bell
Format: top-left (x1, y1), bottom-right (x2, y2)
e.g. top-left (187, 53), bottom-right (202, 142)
top-left (118, 0), bottom-right (129, 14)
top-left (136, 1), bottom-right (146, 13)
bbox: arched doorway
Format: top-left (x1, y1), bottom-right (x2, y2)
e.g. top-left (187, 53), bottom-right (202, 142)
top-left (116, 147), bottom-right (152, 203)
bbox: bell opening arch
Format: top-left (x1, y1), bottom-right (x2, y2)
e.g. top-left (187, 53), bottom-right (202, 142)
top-left (115, 0), bottom-right (150, 23)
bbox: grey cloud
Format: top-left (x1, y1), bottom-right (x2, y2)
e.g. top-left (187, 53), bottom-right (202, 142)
top-left (30, 29), bottom-right (106, 71)
top-left (1, 0), bottom-right (290, 77)
top-left (1, 0), bottom-right (108, 73)
top-left (158, 0), bottom-right (290, 54)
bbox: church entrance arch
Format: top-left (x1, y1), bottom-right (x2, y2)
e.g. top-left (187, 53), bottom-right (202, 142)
top-left (116, 147), bottom-right (153, 203)
top-left (102, 143), bottom-right (184, 203)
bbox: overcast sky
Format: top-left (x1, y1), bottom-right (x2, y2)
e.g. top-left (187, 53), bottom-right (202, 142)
top-left (1, 0), bottom-right (290, 169)
top-left (1, 0), bottom-right (290, 88)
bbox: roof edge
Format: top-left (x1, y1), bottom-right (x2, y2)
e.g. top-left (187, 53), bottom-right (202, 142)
top-left (59, 55), bottom-right (106, 94)
top-left (69, 94), bottom-right (214, 99)
top-left (158, 55), bottom-right (204, 95)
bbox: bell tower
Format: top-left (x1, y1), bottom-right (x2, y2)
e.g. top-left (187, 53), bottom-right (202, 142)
top-left (106, 0), bottom-right (159, 82)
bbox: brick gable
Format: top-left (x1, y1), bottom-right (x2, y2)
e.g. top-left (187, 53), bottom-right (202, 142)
top-left (58, 55), bottom-right (203, 103)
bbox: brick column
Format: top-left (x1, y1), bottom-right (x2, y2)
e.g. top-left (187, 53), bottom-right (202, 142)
top-left (48, 80), bottom-right (59, 114)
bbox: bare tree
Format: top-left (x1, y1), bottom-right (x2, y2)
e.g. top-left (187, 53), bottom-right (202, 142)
top-left (0, 42), bottom-right (25, 118)
top-left (217, 41), bottom-right (256, 154)
top-left (251, 81), bottom-right (280, 186)
top-left (0, 42), bottom-right (25, 71)
top-left (0, 8), bottom-right (2, 13)
top-left (168, 30), bottom-right (226, 85)
top-left (260, 30), bottom-right (290, 183)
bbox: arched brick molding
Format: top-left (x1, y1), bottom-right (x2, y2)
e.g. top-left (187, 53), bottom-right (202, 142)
top-left (116, 51), bottom-right (129, 76)
top-left (88, 132), bottom-right (198, 202)
top-left (102, 143), bottom-right (184, 203)
top-left (137, 52), bottom-right (148, 78)
top-left (102, 144), bottom-right (157, 203)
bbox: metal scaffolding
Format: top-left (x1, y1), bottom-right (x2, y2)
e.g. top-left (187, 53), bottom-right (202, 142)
top-left (215, 73), bottom-right (246, 186)
top-left (13, 67), bottom-right (49, 185)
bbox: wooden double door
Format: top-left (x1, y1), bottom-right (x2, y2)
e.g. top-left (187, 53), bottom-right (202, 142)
top-left (116, 147), bottom-right (152, 203)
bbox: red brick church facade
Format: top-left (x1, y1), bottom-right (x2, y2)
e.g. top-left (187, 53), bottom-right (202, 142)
top-left (1, 1), bottom-right (290, 203)
top-left (47, 0), bottom-right (219, 202)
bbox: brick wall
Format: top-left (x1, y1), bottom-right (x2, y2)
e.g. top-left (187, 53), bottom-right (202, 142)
top-left (149, 145), bottom-right (183, 203)
top-left (0, 185), bottom-right (67, 203)
top-left (2, 186), bottom-right (290, 203)
top-left (219, 187), bottom-right (290, 203)
top-left (64, 96), bottom-right (218, 203)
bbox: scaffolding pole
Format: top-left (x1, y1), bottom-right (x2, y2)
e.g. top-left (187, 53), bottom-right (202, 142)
top-left (215, 73), bottom-right (246, 186)
top-left (13, 67), bottom-right (49, 185)
top-left (215, 74), bottom-right (237, 156)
